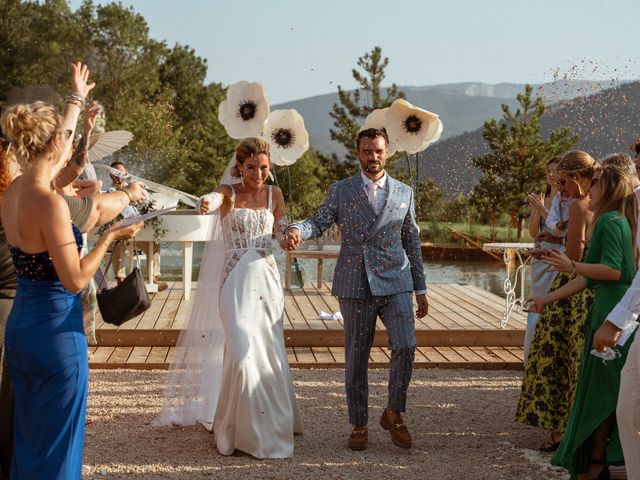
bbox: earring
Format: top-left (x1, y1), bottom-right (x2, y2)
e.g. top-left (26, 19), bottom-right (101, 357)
top-left (240, 172), bottom-right (244, 187)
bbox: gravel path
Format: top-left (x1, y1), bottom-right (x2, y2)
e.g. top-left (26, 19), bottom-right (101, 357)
top-left (83, 369), bottom-right (566, 480)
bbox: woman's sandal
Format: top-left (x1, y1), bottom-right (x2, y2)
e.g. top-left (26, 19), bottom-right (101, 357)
top-left (539, 432), bottom-right (562, 452)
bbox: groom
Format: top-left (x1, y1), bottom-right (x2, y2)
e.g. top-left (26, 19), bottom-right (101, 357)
top-left (282, 128), bottom-right (428, 451)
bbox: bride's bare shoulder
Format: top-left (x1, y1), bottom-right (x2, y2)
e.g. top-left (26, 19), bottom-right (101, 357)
top-left (214, 184), bottom-right (234, 197)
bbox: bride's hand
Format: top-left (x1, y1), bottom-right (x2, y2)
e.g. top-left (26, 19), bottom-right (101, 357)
top-left (199, 197), bottom-right (211, 215)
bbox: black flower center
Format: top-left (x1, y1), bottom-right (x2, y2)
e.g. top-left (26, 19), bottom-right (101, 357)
top-left (271, 128), bottom-right (295, 148)
top-left (238, 100), bottom-right (257, 121)
top-left (404, 115), bottom-right (422, 134)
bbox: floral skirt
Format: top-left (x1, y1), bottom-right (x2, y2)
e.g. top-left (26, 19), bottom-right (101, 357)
top-left (515, 271), bottom-right (593, 432)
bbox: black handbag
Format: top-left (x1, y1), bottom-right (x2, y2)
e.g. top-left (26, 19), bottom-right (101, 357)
top-left (97, 241), bottom-right (151, 326)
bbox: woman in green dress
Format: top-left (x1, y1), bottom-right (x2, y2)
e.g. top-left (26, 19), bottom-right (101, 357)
top-left (527, 163), bottom-right (637, 479)
top-left (516, 150), bottom-right (596, 451)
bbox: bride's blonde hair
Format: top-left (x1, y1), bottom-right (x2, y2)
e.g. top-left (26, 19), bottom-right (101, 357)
top-left (231, 137), bottom-right (270, 178)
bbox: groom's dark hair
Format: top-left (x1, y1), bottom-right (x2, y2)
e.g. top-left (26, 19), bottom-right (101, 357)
top-left (357, 128), bottom-right (389, 149)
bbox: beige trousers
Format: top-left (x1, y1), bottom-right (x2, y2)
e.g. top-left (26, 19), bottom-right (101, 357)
top-left (111, 241), bottom-right (161, 280)
top-left (618, 335), bottom-right (640, 480)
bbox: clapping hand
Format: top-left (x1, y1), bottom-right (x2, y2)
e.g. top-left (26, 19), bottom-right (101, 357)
top-left (527, 193), bottom-right (546, 215)
top-left (83, 101), bottom-right (101, 135)
top-left (539, 249), bottom-right (573, 272)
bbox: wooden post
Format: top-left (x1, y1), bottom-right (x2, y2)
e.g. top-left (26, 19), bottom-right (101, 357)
top-left (285, 253), bottom-right (292, 289)
top-left (317, 258), bottom-right (324, 288)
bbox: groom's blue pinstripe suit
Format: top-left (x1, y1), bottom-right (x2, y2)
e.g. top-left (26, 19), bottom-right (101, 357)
top-left (294, 172), bottom-right (426, 425)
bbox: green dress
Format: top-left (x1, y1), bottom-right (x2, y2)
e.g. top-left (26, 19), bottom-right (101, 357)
top-left (515, 270), bottom-right (593, 431)
top-left (552, 211), bottom-right (636, 477)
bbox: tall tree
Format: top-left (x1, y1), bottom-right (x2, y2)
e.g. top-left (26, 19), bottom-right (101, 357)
top-left (470, 85), bottom-right (578, 238)
top-left (329, 46), bottom-right (405, 173)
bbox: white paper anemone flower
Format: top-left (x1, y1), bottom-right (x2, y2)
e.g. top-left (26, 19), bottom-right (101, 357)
top-left (385, 99), bottom-right (443, 154)
top-left (360, 108), bottom-right (397, 156)
top-left (261, 109), bottom-right (309, 166)
top-left (218, 81), bottom-right (270, 139)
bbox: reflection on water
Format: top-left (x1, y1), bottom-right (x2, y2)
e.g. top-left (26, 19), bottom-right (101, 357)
top-left (155, 242), bottom-right (530, 298)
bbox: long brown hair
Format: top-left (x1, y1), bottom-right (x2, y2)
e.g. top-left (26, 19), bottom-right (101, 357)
top-left (588, 164), bottom-right (637, 248)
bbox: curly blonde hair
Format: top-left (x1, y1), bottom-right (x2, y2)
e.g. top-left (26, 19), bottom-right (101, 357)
top-left (230, 137), bottom-right (271, 178)
top-left (0, 101), bottom-right (61, 169)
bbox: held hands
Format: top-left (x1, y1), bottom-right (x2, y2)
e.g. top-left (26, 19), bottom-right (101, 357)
top-left (70, 62), bottom-right (95, 99)
top-left (280, 227), bottom-right (302, 251)
top-left (593, 320), bottom-right (623, 353)
top-left (416, 294), bottom-right (429, 319)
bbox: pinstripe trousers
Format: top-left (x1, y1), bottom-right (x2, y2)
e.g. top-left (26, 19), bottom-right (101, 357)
top-left (339, 292), bottom-right (416, 426)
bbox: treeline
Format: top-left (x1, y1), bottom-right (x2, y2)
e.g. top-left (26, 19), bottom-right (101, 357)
top-left (0, 0), bottom-right (334, 218)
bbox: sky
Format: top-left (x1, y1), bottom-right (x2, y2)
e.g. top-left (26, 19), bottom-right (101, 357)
top-left (68, 0), bottom-right (640, 104)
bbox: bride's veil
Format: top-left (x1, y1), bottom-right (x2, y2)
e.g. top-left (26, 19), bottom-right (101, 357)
top-left (155, 154), bottom-right (240, 430)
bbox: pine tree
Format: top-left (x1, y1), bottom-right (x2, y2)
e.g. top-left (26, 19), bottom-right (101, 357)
top-left (471, 85), bottom-right (578, 238)
top-left (329, 46), bottom-right (405, 171)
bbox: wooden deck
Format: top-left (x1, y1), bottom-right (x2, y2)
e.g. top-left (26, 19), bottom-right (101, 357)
top-left (90, 281), bottom-right (526, 370)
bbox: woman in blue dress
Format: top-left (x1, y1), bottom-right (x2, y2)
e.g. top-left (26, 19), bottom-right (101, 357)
top-left (0, 63), bottom-right (142, 479)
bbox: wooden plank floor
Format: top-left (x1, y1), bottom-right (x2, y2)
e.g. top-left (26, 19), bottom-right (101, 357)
top-left (90, 281), bottom-right (526, 370)
top-left (89, 345), bottom-right (524, 370)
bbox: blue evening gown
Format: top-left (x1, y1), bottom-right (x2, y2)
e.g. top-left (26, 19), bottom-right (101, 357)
top-left (4, 224), bottom-right (87, 479)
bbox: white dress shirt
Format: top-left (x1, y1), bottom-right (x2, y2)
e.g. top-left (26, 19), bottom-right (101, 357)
top-left (360, 171), bottom-right (388, 215)
top-left (605, 186), bottom-right (640, 344)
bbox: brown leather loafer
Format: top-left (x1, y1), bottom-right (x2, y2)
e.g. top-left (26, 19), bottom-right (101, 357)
top-left (348, 425), bottom-right (368, 451)
top-left (380, 407), bottom-right (412, 449)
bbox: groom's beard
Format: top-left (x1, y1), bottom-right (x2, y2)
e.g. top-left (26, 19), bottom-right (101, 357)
top-left (365, 162), bottom-right (384, 174)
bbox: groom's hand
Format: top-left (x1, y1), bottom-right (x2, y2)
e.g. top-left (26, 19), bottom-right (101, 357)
top-left (415, 294), bottom-right (429, 318)
top-left (281, 227), bottom-right (302, 251)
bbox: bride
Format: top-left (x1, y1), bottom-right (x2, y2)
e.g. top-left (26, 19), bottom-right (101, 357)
top-left (157, 137), bottom-right (302, 458)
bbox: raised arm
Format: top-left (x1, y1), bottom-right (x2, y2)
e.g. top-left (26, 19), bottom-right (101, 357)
top-left (58, 62), bottom-right (95, 169)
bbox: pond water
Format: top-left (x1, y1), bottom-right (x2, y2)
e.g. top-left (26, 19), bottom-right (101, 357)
top-left (153, 242), bottom-right (530, 298)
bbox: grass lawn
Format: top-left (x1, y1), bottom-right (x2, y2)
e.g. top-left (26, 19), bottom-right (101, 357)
top-left (419, 221), bottom-right (534, 244)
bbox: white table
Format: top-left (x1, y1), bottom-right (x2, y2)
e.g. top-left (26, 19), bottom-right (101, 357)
top-left (135, 210), bottom-right (213, 300)
top-left (482, 242), bottom-right (535, 328)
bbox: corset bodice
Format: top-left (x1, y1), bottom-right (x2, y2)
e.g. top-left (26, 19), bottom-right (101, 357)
top-left (222, 208), bottom-right (274, 253)
top-left (10, 224), bottom-right (83, 281)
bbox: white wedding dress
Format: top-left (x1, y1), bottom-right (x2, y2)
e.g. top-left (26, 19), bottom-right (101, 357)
top-left (213, 187), bottom-right (302, 457)
top-left (156, 185), bottom-right (302, 459)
